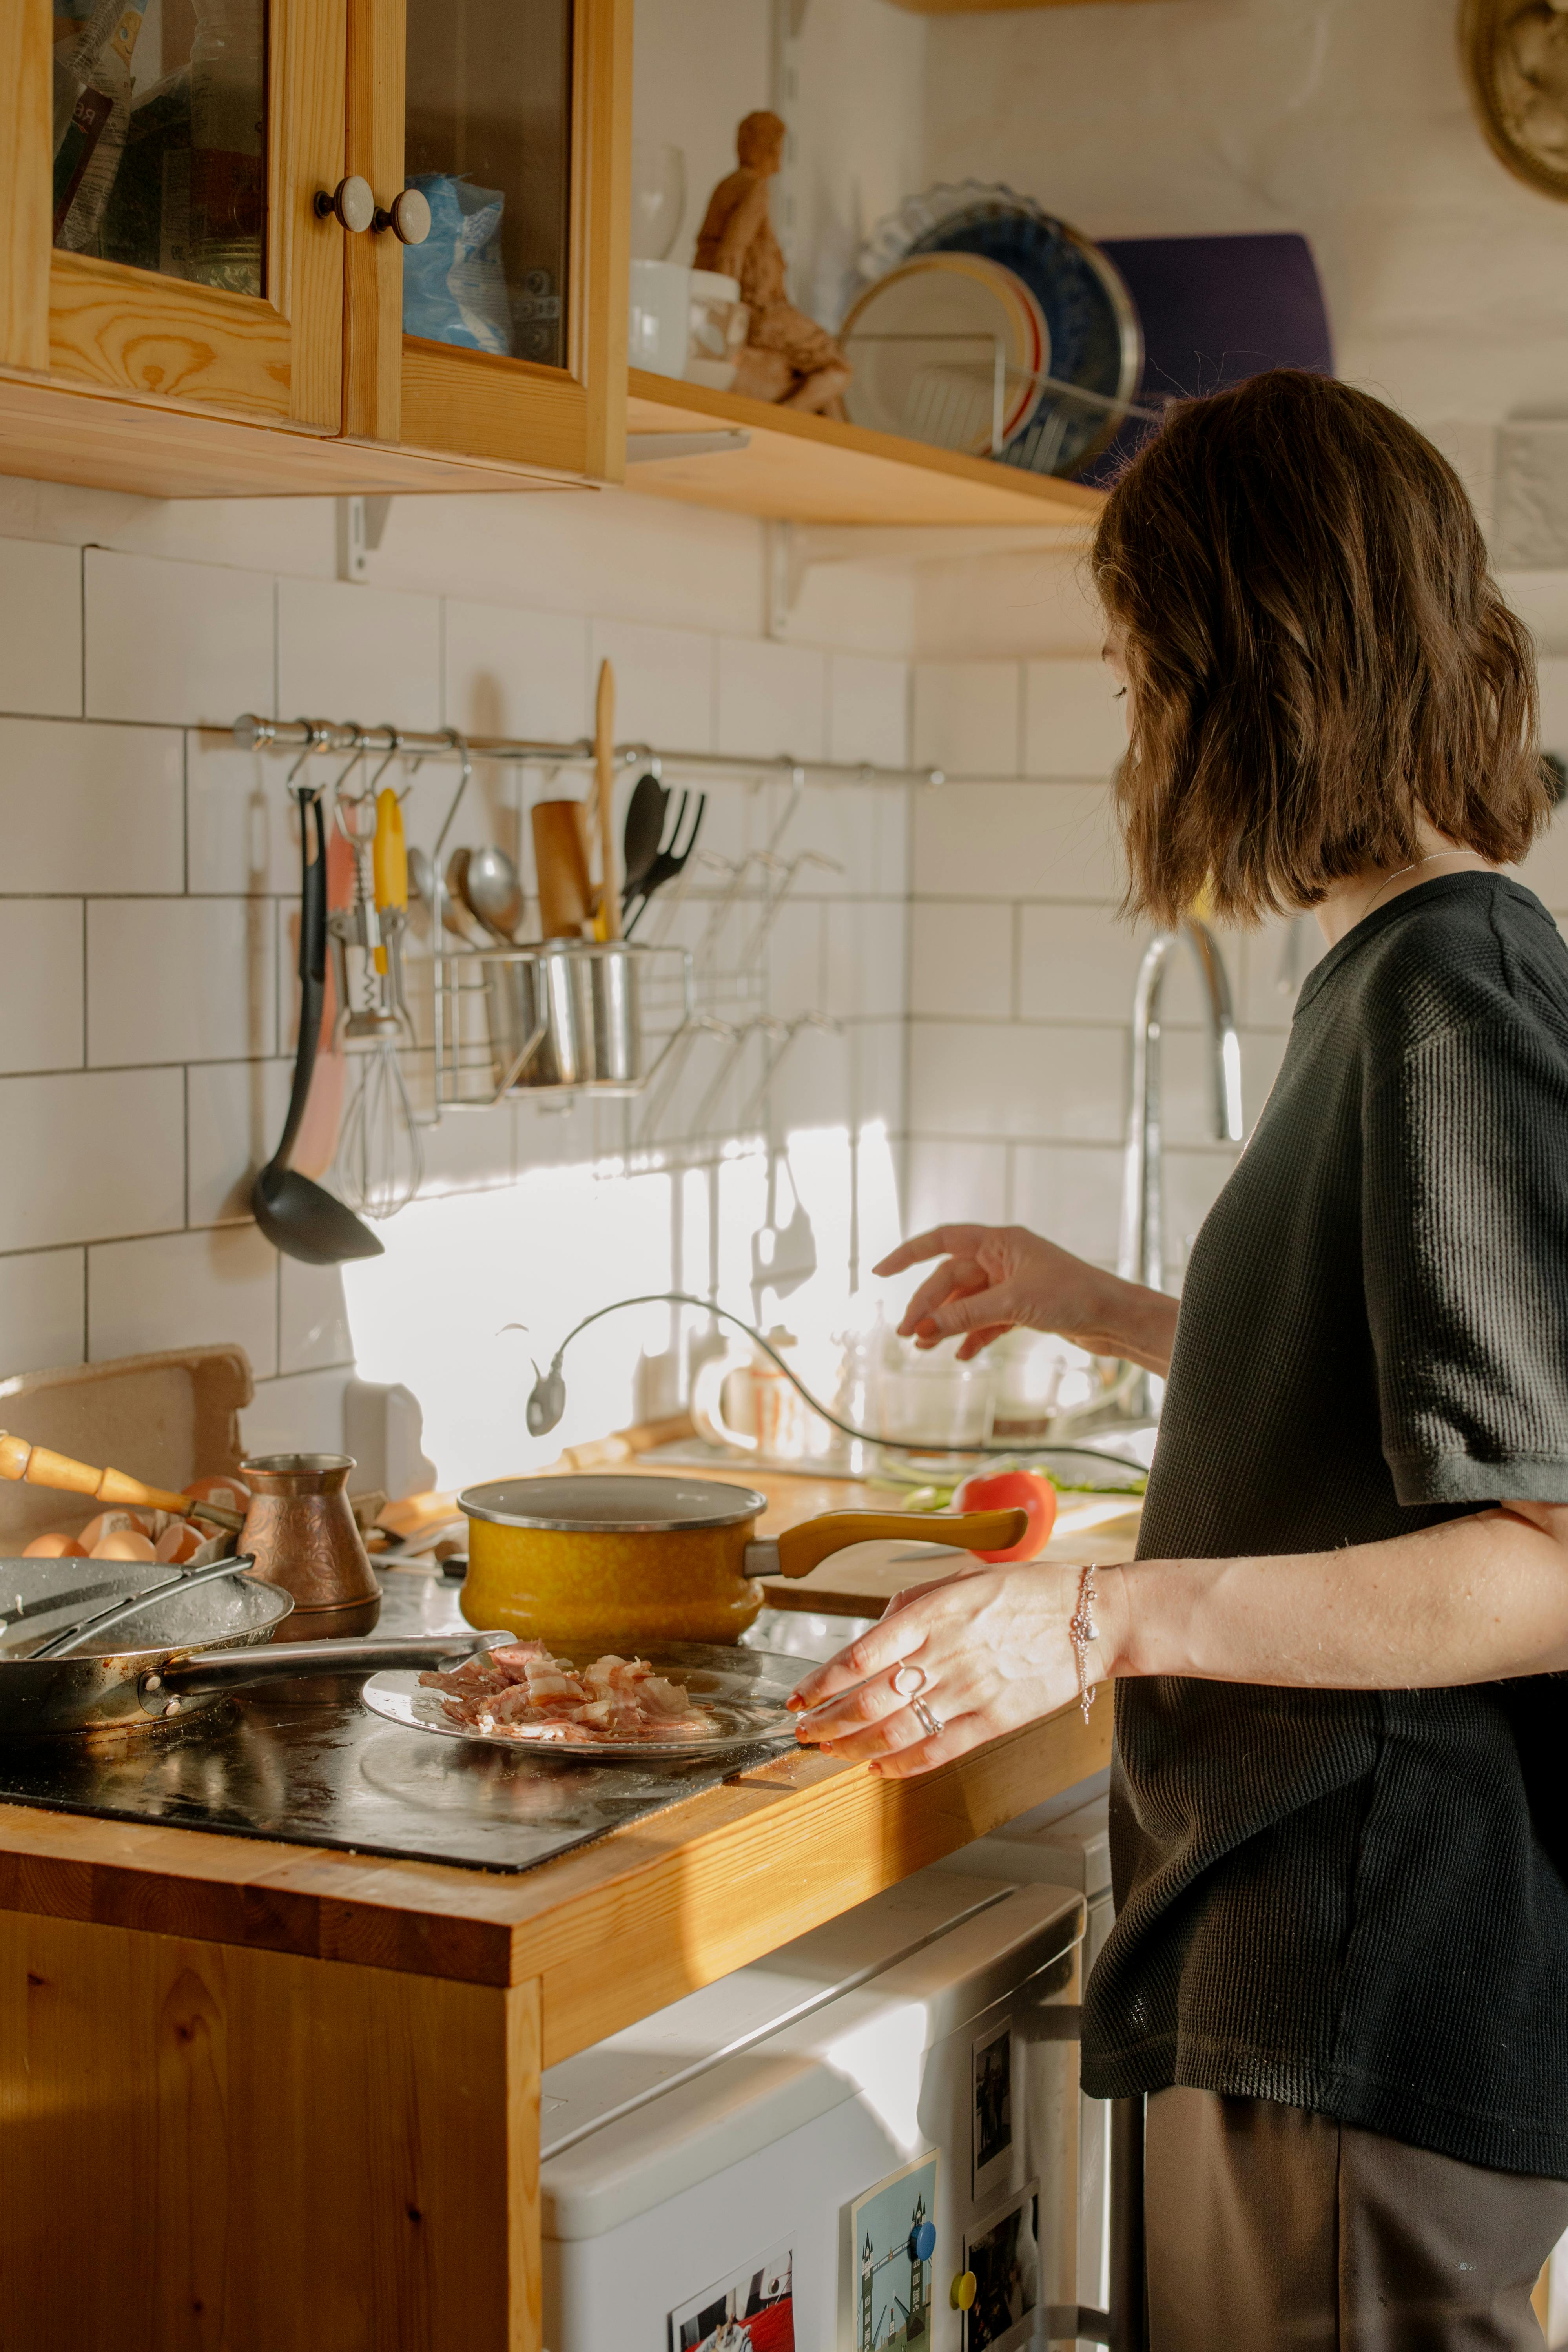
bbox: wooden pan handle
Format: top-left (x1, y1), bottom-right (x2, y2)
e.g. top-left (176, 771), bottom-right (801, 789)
top-left (0, 1433), bottom-right (246, 1531)
top-left (594, 658), bottom-right (622, 942)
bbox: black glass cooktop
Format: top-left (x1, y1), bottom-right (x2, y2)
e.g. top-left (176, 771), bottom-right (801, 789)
top-left (0, 1580), bottom-right (860, 1877)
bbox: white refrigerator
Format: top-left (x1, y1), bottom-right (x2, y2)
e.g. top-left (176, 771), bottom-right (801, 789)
top-left (539, 1858), bottom-right (1087, 2352)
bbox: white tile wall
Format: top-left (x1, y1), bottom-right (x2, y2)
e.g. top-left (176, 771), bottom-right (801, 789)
top-left (716, 637), bottom-right (826, 761)
top-left (1023, 658), bottom-right (1127, 779)
top-left (0, 718), bottom-right (183, 893)
top-left (0, 519), bottom-right (916, 1477)
top-left (84, 550), bottom-right (274, 726)
top-left (277, 576), bottom-right (442, 733)
top-left (912, 780), bottom-right (1121, 901)
top-left (912, 660), bottom-right (1021, 778)
top-left (0, 536), bottom-right (80, 718)
top-left (0, 902), bottom-right (83, 1073)
top-left (0, 1248), bottom-right (86, 1375)
top-left (910, 902), bottom-right (1011, 1019)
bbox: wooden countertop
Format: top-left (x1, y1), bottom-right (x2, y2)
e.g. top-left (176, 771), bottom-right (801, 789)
top-left (0, 1463), bottom-right (1120, 2063)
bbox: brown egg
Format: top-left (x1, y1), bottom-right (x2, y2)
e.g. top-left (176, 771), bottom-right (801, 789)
top-left (79, 1509), bottom-right (154, 1552)
top-left (22, 1532), bottom-right (87, 1558)
top-left (184, 1475), bottom-right (251, 1516)
top-left (154, 1521), bottom-right (203, 1565)
top-left (91, 1530), bottom-right (158, 1563)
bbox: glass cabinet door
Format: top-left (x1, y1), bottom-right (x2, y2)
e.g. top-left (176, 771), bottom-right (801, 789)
top-left (52, 0), bottom-right (266, 295)
top-left (402, 0), bottom-right (572, 369)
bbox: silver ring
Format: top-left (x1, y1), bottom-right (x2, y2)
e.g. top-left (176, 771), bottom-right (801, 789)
top-left (911, 1695), bottom-right (943, 1740)
top-left (892, 1664), bottom-right (927, 1700)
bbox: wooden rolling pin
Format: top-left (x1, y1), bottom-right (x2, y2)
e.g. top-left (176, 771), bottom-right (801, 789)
top-left (0, 1434), bottom-right (246, 1531)
top-left (593, 657), bottom-right (622, 942)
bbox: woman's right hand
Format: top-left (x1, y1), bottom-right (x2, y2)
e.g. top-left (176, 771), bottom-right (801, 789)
top-left (873, 1223), bottom-right (1178, 1374)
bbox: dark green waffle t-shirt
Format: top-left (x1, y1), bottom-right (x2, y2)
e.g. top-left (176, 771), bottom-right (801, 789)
top-left (1079, 870), bottom-right (1568, 2176)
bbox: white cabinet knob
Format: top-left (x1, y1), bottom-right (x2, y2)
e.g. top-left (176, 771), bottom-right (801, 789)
top-left (314, 175), bottom-right (376, 234)
top-left (374, 188), bottom-right (432, 246)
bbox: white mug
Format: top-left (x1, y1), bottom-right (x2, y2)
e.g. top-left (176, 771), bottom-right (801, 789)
top-left (628, 259), bottom-right (691, 379)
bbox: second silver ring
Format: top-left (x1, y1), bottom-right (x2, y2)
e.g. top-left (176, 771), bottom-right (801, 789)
top-left (910, 1694), bottom-right (943, 1739)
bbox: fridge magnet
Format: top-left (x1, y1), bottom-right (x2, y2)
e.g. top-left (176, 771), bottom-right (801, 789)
top-left (851, 2149), bottom-right (939, 2351)
top-left (670, 2237), bottom-right (795, 2352)
top-left (972, 2020), bottom-right (1013, 2201)
top-left (962, 2182), bottom-right (1041, 2352)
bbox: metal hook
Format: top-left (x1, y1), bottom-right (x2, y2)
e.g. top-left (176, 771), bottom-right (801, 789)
top-left (284, 720), bottom-right (332, 798)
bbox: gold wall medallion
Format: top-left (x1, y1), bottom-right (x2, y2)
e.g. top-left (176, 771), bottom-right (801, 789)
top-left (1461, 0), bottom-right (1568, 199)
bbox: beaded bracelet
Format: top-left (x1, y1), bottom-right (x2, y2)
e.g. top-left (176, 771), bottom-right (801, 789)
top-left (1069, 1563), bottom-right (1100, 1724)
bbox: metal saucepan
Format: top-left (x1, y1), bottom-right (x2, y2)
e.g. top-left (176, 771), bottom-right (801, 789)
top-left (457, 1474), bottom-right (1028, 1646)
top-left (0, 1559), bottom-right (496, 1739)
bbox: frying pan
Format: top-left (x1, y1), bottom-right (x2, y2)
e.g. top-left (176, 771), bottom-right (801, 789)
top-left (0, 1559), bottom-right (497, 1739)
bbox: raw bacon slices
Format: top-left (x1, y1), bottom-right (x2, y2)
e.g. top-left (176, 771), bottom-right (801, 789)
top-left (420, 1643), bottom-right (713, 1744)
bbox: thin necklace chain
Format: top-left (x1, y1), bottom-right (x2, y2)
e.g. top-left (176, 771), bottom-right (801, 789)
top-left (1360, 849), bottom-right (1476, 923)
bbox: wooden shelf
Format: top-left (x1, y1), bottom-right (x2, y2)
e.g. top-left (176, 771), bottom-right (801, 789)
top-left (625, 369), bottom-right (1104, 529)
top-left (886, 0), bottom-right (1160, 11)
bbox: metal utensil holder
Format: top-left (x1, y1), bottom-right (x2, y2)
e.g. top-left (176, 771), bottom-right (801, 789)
top-left (433, 939), bottom-right (693, 1111)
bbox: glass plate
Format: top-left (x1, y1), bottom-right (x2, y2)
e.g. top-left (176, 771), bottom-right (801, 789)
top-left (362, 1639), bottom-right (802, 1762)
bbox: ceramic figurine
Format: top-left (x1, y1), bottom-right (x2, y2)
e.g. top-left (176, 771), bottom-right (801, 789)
top-left (693, 110), bottom-right (851, 416)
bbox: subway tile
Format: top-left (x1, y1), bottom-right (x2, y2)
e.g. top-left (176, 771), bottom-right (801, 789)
top-left (276, 576), bottom-right (441, 733)
top-left (187, 733), bottom-right (299, 896)
top-left (1517, 804), bottom-right (1568, 906)
top-left (417, 1100), bottom-right (516, 1195)
top-left (910, 903), bottom-right (1010, 1019)
top-left (1011, 1143), bottom-right (1126, 1264)
top-left (85, 549), bottom-right (274, 726)
top-left (767, 898), bottom-right (827, 1021)
top-left (589, 619), bottom-right (716, 751)
top-left (0, 901), bottom-right (82, 1073)
top-left (1018, 903), bottom-right (1142, 1026)
top-left (187, 1057), bottom-right (294, 1226)
top-left (828, 653), bottom-right (909, 768)
top-left (0, 1068), bottom-right (184, 1249)
top-left (908, 1020), bottom-right (1124, 1143)
top-left (904, 1137), bottom-right (1008, 1234)
top-left (826, 901), bottom-right (907, 1021)
top-left (912, 781), bottom-right (1120, 901)
top-left (775, 783), bottom-right (909, 897)
top-left (0, 717), bottom-right (183, 893)
top-left (0, 538), bottom-right (81, 718)
top-left (1539, 658), bottom-right (1568, 758)
top-left (716, 637), bottom-right (826, 762)
top-left (88, 1224), bottom-right (278, 1374)
top-left (240, 1367), bottom-right (348, 1457)
top-left (1023, 658), bottom-right (1127, 779)
top-left (279, 1256), bottom-right (354, 1377)
top-left (444, 600), bottom-right (591, 745)
top-left (912, 661), bottom-right (1021, 779)
top-left (851, 1019), bottom-right (906, 1138)
top-left (0, 1248), bottom-right (86, 1377)
top-left (88, 899), bottom-right (275, 1068)
top-left (769, 1018), bottom-right (851, 1139)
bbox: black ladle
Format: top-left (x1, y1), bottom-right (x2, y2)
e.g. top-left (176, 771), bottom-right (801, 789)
top-left (624, 792), bottom-right (706, 937)
top-left (252, 786), bottom-right (383, 1266)
top-left (620, 771), bottom-right (669, 917)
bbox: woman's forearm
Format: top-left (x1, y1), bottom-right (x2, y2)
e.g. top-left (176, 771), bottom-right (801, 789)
top-left (1068, 1274), bottom-right (1180, 1376)
top-left (1104, 1502), bottom-right (1568, 1690)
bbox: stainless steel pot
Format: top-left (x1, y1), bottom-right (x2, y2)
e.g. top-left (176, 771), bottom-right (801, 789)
top-left (0, 1559), bottom-right (495, 1738)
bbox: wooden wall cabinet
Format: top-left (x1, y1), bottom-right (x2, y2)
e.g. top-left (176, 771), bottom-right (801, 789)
top-left (0, 0), bottom-right (630, 496)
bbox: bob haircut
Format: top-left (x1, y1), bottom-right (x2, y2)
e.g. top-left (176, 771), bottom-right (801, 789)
top-left (1092, 369), bottom-right (1548, 928)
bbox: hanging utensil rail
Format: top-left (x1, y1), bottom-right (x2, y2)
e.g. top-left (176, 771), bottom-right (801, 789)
top-left (232, 716), bottom-right (946, 791)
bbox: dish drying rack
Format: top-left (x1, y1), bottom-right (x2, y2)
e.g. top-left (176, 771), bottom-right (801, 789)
top-left (234, 715), bottom-right (940, 1134)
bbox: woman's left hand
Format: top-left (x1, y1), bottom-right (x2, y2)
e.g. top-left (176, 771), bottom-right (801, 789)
top-left (786, 1559), bottom-right (1122, 1779)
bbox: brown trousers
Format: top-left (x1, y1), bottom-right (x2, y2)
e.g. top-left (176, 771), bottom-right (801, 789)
top-left (1145, 2086), bottom-right (1568, 2350)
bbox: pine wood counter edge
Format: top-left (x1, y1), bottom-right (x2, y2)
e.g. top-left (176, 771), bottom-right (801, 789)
top-left (0, 1700), bottom-right (1109, 2059)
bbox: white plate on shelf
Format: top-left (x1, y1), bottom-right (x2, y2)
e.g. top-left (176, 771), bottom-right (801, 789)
top-left (841, 252), bottom-right (1049, 454)
top-left (362, 1639), bottom-right (801, 1763)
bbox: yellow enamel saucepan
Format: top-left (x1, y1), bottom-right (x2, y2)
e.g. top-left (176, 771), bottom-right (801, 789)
top-left (458, 1474), bottom-right (1028, 1646)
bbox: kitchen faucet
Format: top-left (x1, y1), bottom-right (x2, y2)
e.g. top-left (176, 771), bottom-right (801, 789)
top-left (1119, 919), bottom-right (1244, 1297)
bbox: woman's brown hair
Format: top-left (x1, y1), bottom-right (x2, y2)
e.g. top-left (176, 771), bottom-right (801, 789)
top-left (1092, 369), bottom-right (1548, 926)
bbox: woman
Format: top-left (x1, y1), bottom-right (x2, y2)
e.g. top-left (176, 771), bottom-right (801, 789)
top-left (789, 369), bottom-right (1568, 2348)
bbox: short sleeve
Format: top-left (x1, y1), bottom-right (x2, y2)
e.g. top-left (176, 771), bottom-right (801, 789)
top-left (1363, 1016), bottom-right (1568, 1505)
